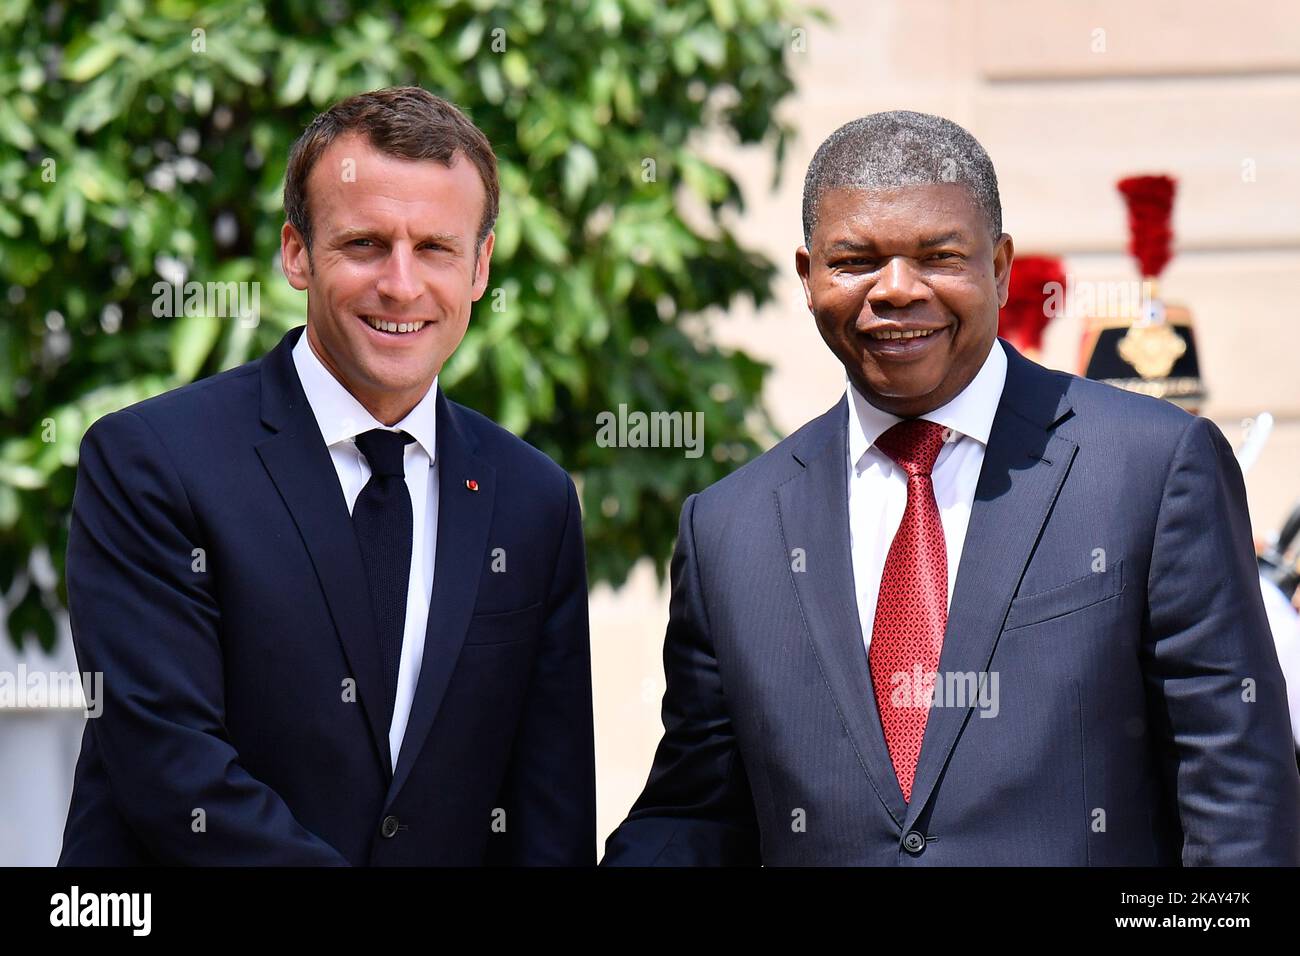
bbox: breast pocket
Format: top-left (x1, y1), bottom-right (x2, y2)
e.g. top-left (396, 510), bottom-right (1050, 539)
top-left (1004, 560), bottom-right (1124, 632)
top-left (462, 602), bottom-right (544, 645)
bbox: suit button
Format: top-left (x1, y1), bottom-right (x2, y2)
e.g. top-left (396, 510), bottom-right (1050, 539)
top-left (380, 815), bottom-right (400, 839)
top-left (902, 830), bottom-right (926, 854)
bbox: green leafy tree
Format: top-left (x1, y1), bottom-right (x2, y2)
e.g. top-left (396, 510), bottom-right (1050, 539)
top-left (0, 0), bottom-right (815, 649)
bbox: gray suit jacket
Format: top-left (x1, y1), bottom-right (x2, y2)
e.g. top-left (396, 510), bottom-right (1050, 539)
top-left (604, 339), bottom-right (1300, 865)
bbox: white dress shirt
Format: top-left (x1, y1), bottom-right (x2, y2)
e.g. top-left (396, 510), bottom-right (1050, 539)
top-left (292, 331), bottom-right (438, 771)
top-left (847, 338), bottom-right (1009, 653)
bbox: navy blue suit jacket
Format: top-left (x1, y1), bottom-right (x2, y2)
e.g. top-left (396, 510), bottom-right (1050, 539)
top-left (604, 339), bottom-right (1300, 865)
top-left (59, 325), bottom-right (595, 865)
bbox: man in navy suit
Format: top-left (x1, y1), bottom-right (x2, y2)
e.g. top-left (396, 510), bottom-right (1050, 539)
top-left (59, 87), bottom-right (595, 865)
top-left (603, 111), bottom-right (1300, 865)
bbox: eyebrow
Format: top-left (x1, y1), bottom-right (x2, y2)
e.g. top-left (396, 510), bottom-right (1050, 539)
top-left (918, 230), bottom-right (967, 248)
top-left (333, 228), bottom-right (463, 251)
top-left (824, 231), bottom-right (968, 254)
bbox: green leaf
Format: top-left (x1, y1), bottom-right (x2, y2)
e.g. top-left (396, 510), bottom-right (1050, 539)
top-left (502, 50), bottom-right (530, 87)
top-left (478, 58), bottom-right (504, 104)
top-left (0, 100), bottom-right (35, 150)
top-left (308, 59), bottom-right (339, 104)
top-left (193, 75), bottom-right (214, 114)
top-left (454, 20), bottom-right (485, 61)
top-left (221, 45), bottom-right (266, 86)
top-left (278, 53), bottom-right (314, 105)
top-left (61, 35), bottom-right (123, 83)
top-left (0, 484), bottom-right (19, 531)
top-left (707, 0), bottom-right (738, 30)
top-left (688, 26), bottom-right (727, 68)
top-left (169, 313), bottom-right (222, 381)
top-left (562, 143), bottom-right (597, 203)
top-left (0, 460), bottom-right (45, 490)
top-left (521, 213), bottom-right (568, 264)
top-left (7, 586), bottom-right (56, 652)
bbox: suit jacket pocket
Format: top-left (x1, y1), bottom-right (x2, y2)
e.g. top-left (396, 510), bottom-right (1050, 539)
top-left (463, 602), bottom-right (544, 645)
top-left (1005, 560), bottom-right (1124, 631)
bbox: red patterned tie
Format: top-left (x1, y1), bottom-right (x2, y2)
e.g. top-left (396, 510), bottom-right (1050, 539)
top-left (868, 418), bottom-right (949, 803)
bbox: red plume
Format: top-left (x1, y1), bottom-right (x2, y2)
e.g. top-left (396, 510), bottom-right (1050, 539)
top-left (1117, 175), bottom-right (1177, 278)
top-left (999, 255), bottom-right (1066, 354)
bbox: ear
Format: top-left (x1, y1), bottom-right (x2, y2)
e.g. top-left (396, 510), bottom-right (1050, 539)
top-left (470, 230), bottom-right (495, 301)
top-left (281, 222), bottom-right (311, 291)
top-left (992, 233), bottom-right (1015, 308)
top-left (795, 245), bottom-right (815, 314)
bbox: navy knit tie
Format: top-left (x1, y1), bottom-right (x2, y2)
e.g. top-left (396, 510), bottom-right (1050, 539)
top-left (352, 428), bottom-right (415, 726)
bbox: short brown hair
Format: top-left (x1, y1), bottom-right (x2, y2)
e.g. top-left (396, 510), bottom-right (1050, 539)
top-left (284, 86), bottom-right (499, 255)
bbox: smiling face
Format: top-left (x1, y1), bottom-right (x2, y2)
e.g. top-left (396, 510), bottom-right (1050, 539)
top-left (796, 182), bottom-right (1014, 418)
top-left (281, 131), bottom-right (494, 426)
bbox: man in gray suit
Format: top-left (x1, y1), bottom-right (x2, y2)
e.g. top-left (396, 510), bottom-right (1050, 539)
top-left (603, 111), bottom-right (1300, 865)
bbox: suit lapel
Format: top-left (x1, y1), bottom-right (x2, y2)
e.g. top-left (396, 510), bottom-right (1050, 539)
top-left (777, 343), bottom-right (1078, 833)
top-left (903, 343), bottom-right (1077, 831)
top-left (256, 328), bottom-right (497, 803)
top-left (386, 390), bottom-right (495, 806)
top-left (776, 396), bottom-right (909, 826)
top-left (254, 326), bottom-right (393, 779)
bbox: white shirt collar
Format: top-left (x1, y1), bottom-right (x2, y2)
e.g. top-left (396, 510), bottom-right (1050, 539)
top-left (848, 337), bottom-right (1009, 473)
top-left (292, 327), bottom-right (437, 463)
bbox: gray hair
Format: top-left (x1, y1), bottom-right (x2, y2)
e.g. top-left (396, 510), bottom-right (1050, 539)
top-left (801, 110), bottom-right (1002, 247)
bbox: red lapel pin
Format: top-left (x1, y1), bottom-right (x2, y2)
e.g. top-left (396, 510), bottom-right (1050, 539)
top-left (465, 479), bottom-right (479, 492)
